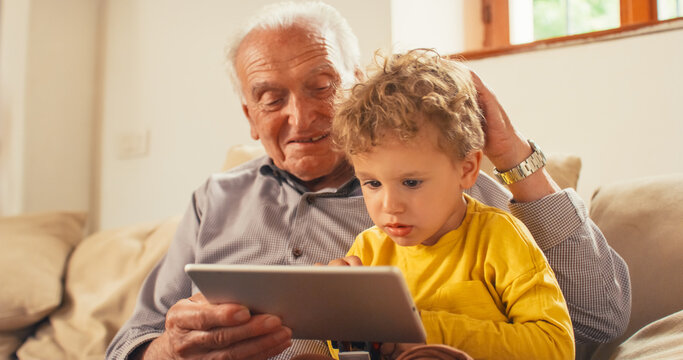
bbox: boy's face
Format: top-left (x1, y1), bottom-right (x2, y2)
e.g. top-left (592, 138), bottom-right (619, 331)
top-left (351, 124), bottom-right (480, 247)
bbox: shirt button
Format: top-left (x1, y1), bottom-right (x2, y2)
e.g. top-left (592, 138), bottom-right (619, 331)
top-left (306, 196), bottom-right (315, 204)
top-left (292, 248), bottom-right (303, 257)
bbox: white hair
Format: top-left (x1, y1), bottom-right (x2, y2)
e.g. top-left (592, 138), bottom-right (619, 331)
top-left (226, 1), bottom-right (361, 99)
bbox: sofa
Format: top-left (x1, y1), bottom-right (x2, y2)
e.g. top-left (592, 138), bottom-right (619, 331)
top-left (2, 145), bottom-right (681, 360)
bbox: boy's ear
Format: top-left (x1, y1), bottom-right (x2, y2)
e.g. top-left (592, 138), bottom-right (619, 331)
top-left (460, 150), bottom-right (482, 189)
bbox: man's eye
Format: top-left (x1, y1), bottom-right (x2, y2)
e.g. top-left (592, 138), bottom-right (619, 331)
top-left (259, 97), bottom-right (283, 111)
top-left (402, 179), bottom-right (422, 188)
top-left (265, 98), bottom-right (282, 106)
top-left (309, 79), bottom-right (335, 95)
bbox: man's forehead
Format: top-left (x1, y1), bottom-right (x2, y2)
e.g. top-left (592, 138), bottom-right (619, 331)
top-left (250, 62), bottom-right (335, 86)
top-left (239, 26), bottom-right (328, 66)
top-left (236, 26), bottom-right (342, 82)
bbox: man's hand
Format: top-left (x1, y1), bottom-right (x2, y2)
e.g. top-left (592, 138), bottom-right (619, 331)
top-left (138, 292), bottom-right (292, 360)
top-left (470, 70), bottom-right (560, 201)
top-left (327, 256), bottom-right (363, 266)
top-left (470, 71), bottom-right (531, 171)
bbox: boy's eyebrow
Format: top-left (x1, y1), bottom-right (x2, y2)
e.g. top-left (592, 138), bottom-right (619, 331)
top-left (354, 171), bottom-right (373, 179)
top-left (398, 171), bottom-right (429, 178)
top-left (355, 170), bottom-right (429, 179)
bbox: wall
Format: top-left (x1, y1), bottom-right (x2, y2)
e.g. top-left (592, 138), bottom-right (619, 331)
top-left (391, 0), bottom-right (464, 54)
top-left (97, 0), bottom-right (392, 230)
top-left (0, 0), bottom-right (98, 216)
top-left (5, 0), bottom-right (681, 229)
top-left (466, 25), bottom-right (683, 201)
top-left (0, 0), bottom-right (31, 215)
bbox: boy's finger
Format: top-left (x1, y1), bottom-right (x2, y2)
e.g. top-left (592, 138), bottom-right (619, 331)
top-left (343, 256), bottom-right (363, 266)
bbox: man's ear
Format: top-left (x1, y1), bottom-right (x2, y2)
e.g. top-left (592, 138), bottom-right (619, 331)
top-left (354, 67), bottom-right (365, 83)
top-left (241, 103), bottom-right (260, 140)
top-left (460, 150), bottom-right (482, 189)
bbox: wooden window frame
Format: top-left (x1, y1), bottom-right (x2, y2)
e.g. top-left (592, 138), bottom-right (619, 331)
top-left (464, 0), bottom-right (669, 60)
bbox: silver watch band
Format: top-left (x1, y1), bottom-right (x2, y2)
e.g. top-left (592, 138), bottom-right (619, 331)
top-left (493, 139), bottom-right (547, 185)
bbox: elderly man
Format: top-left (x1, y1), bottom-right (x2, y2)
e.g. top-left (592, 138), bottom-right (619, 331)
top-left (107, 2), bottom-right (630, 359)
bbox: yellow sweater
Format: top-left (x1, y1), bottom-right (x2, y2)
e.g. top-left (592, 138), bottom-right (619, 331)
top-left (347, 195), bottom-right (575, 359)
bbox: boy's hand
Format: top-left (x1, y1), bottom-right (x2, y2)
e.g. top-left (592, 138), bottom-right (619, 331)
top-left (327, 256), bottom-right (363, 266)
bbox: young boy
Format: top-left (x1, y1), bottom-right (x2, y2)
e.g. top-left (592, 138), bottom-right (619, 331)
top-left (329, 49), bottom-right (575, 359)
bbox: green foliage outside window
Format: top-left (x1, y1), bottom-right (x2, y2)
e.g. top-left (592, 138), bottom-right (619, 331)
top-left (533, 0), bottom-right (620, 40)
top-left (659, 0), bottom-right (683, 20)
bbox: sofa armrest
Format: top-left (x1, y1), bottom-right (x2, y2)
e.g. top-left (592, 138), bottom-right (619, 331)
top-left (589, 174), bottom-right (683, 359)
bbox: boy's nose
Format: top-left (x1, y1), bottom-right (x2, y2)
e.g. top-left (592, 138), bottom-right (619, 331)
top-left (382, 190), bottom-right (405, 214)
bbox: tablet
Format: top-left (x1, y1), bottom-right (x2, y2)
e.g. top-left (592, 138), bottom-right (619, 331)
top-left (185, 264), bottom-right (426, 343)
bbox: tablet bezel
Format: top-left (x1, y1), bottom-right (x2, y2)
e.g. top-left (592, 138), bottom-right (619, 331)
top-left (184, 264), bottom-right (426, 343)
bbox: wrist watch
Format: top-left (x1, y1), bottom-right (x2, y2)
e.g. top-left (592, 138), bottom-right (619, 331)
top-left (493, 139), bottom-right (547, 185)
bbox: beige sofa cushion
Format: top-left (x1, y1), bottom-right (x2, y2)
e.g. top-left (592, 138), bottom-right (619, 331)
top-left (16, 216), bottom-right (180, 360)
top-left (589, 174), bottom-right (683, 359)
top-left (0, 212), bottom-right (86, 357)
top-left (611, 309), bottom-right (683, 360)
top-left (221, 143), bottom-right (266, 171)
top-left (0, 329), bottom-right (30, 360)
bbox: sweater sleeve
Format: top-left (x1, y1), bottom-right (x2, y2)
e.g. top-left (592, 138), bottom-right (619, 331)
top-left (467, 173), bottom-right (631, 344)
top-left (420, 263), bottom-right (575, 360)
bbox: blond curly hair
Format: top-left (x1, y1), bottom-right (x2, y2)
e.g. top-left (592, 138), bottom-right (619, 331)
top-left (332, 49), bottom-right (484, 160)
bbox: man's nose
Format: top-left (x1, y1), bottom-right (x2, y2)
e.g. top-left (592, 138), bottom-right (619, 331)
top-left (286, 94), bottom-right (315, 130)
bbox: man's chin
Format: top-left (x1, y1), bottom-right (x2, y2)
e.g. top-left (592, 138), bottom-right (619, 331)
top-left (288, 167), bottom-right (336, 182)
top-left (282, 158), bottom-right (352, 185)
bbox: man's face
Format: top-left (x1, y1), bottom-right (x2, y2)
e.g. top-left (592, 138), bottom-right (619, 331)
top-left (235, 25), bottom-right (351, 185)
top-left (351, 125), bottom-right (476, 247)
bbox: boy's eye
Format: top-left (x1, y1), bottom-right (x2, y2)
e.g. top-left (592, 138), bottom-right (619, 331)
top-left (363, 180), bottom-right (382, 188)
top-left (402, 179), bottom-right (422, 188)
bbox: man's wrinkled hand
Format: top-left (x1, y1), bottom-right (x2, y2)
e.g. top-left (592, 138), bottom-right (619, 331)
top-left (470, 70), bottom-right (531, 171)
top-left (139, 292), bottom-right (292, 360)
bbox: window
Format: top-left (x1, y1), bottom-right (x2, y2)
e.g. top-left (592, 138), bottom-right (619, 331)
top-left (510, 0), bottom-right (621, 44)
top-left (659, 0), bottom-right (683, 19)
top-left (479, 0), bottom-right (681, 50)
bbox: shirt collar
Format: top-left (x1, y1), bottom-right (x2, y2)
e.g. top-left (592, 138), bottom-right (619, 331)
top-left (258, 159), bottom-right (361, 196)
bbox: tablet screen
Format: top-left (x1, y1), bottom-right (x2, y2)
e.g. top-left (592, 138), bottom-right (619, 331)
top-left (185, 264), bottom-right (426, 343)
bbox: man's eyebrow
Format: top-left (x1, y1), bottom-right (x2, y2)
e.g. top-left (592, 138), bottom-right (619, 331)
top-left (307, 64), bottom-right (337, 77)
top-left (250, 82), bottom-right (280, 98)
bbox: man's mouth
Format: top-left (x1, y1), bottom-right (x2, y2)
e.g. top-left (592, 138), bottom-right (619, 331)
top-left (290, 134), bottom-right (328, 143)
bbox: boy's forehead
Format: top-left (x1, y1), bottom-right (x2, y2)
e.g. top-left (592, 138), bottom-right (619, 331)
top-left (352, 129), bottom-right (451, 162)
top-left (377, 119), bottom-right (446, 150)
